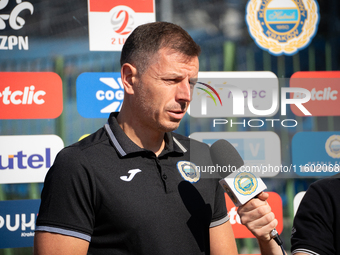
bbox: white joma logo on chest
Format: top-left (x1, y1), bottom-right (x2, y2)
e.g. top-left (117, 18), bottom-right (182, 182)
top-left (120, 169), bottom-right (142, 182)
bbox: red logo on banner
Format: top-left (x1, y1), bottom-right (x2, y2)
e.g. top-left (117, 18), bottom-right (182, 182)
top-left (0, 72), bottom-right (63, 119)
top-left (111, 7), bottom-right (134, 35)
top-left (225, 192), bottom-right (283, 239)
top-left (89, 0), bottom-right (154, 13)
top-left (88, 0), bottom-right (155, 51)
top-left (290, 71), bottom-right (340, 116)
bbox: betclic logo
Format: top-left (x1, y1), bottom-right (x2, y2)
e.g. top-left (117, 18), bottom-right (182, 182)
top-left (0, 72), bottom-right (63, 119)
top-left (77, 72), bottom-right (124, 118)
top-left (0, 135), bottom-right (64, 184)
top-left (290, 71), bottom-right (340, 116)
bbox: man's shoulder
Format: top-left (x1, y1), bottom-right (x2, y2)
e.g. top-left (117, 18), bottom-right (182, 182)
top-left (172, 132), bottom-right (209, 150)
top-left (309, 175), bottom-right (340, 192)
top-left (58, 127), bottom-right (109, 159)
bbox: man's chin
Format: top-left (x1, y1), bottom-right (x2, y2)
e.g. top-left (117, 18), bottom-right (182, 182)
top-left (161, 120), bottom-right (181, 133)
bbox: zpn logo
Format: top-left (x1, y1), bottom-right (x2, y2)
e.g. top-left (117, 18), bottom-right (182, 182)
top-left (76, 72), bottom-right (124, 118)
top-left (0, 0), bottom-right (34, 50)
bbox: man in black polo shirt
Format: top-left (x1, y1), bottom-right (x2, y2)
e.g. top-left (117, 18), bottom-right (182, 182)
top-left (34, 22), bottom-right (280, 254)
top-left (291, 176), bottom-right (340, 255)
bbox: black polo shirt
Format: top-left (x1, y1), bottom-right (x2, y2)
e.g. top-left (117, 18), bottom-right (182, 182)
top-left (36, 113), bottom-right (229, 255)
top-left (291, 177), bottom-right (340, 255)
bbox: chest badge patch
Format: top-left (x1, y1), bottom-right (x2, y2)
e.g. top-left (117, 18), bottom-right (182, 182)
top-left (177, 161), bottom-right (200, 183)
top-left (246, 0), bottom-right (319, 55)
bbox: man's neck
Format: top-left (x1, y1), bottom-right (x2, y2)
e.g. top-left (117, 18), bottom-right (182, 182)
top-left (117, 113), bottom-right (165, 156)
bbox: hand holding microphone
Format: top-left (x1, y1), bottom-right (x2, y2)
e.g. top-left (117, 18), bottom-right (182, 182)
top-left (209, 139), bottom-right (285, 254)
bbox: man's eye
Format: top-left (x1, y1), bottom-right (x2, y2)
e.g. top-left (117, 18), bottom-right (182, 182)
top-left (190, 79), bottom-right (198, 87)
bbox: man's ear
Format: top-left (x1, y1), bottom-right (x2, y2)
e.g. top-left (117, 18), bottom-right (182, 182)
top-left (121, 63), bottom-right (138, 95)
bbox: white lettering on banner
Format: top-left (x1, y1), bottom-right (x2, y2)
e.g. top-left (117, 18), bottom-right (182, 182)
top-left (0, 36), bottom-right (28, 50)
top-left (97, 77), bottom-right (124, 113)
top-left (0, 214), bottom-right (36, 232)
top-left (0, 0), bottom-right (33, 50)
top-left (21, 213), bottom-right (35, 231)
top-left (6, 214), bottom-right (19, 231)
top-left (21, 232), bottom-right (35, 237)
top-left (228, 207), bottom-right (241, 225)
top-left (96, 90), bottom-right (124, 101)
top-left (0, 86), bottom-right (46, 105)
top-left (293, 87), bottom-right (338, 101)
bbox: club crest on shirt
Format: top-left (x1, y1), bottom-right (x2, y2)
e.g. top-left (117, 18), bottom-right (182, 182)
top-left (246, 0), bottom-right (319, 55)
top-left (177, 161), bottom-right (200, 183)
top-left (234, 172), bottom-right (258, 195)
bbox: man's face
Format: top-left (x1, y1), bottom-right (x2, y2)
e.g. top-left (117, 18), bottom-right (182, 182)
top-left (133, 47), bottom-right (199, 133)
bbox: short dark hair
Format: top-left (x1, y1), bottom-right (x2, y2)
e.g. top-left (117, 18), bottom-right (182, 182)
top-left (120, 22), bottom-right (201, 74)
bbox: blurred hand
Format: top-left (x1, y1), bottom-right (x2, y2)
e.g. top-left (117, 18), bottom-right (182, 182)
top-left (237, 192), bottom-right (278, 241)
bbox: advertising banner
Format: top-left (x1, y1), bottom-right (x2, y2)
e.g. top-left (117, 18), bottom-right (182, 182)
top-left (290, 71), bottom-right (340, 116)
top-left (0, 72), bottom-right (63, 119)
top-left (292, 131), bottom-right (340, 176)
top-left (190, 131), bottom-right (281, 177)
top-left (0, 199), bottom-right (40, 249)
top-left (0, 135), bottom-right (64, 184)
top-left (188, 72), bottom-right (279, 118)
top-left (76, 72), bottom-right (124, 118)
top-left (88, 0), bottom-right (155, 51)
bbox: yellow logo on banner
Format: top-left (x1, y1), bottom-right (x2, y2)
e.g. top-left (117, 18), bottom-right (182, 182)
top-left (325, 135), bottom-right (340, 159)
top-left (246, 0), bottom-right (319, 55)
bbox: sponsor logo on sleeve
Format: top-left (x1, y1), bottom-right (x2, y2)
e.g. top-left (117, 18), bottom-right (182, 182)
top-left (76, 72), bottom-right (124, 118)
top-left (0, 135), bottom-right (64, 184)
top-left (0, 199), bottom-right (40, 249)
top-left (88, 0), bottom-right (155, 51)
top-left (0, 72), bottom-right (63, 119)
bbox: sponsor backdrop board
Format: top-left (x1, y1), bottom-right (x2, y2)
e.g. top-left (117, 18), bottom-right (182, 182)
top-left (226, 192), bottom-right (283, 238)
top-left (290, 71), bottom-right (340, 116)
top-left (188, 71), bottom-right (279, 118)
top-left (0, 135), bottom-right (64, 184)
top-left (88, 0), bottom-right (155, 51)
top-left (190, 131), bottom-right (281, 177)
top-left (77, 72), bottom-right (124, 118)
top-left (0, 72), bottom-right (63, 119)
top-left (0, 200), bottom-right (40, 249)
top-left (292, 131), bottom-right (340, 176)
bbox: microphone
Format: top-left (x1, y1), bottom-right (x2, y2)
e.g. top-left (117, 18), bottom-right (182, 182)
top-left (210, 139), bottom-right (267, 207)
top-left (209, 139), bottom-right (284, 249)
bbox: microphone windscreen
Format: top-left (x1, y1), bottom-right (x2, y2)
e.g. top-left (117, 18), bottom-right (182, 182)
top-left (210, 139), bottom-right (244, 178)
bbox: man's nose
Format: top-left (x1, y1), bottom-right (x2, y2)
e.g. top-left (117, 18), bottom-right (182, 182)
top-left (176, 80), bottom-right (192, 102)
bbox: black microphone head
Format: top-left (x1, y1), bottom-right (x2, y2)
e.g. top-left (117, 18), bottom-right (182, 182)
top-left (210, 139), bottom-right (244, 178)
